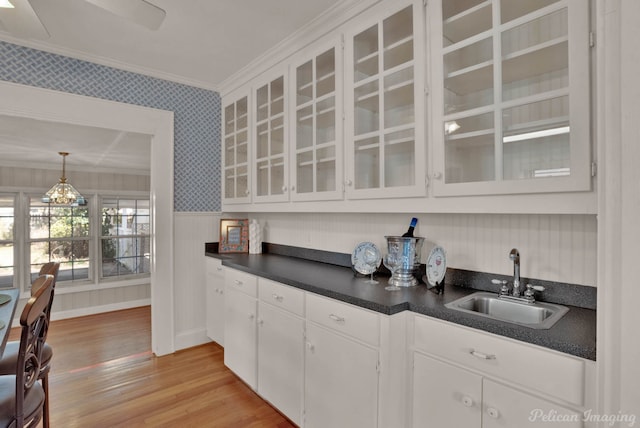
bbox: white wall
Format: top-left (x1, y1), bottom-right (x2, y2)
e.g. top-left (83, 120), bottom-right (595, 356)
top-left (225, 212), bottom-right (597, 287)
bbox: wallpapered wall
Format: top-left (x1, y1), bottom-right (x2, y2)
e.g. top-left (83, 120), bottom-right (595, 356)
top-left (0, 41), bottom-right (221, 212)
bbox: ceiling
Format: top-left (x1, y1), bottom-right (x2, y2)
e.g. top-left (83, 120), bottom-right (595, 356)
top-left (0, 0), bottom-right (344, 174)
top-left (0, 115), bottom-right (152, 174)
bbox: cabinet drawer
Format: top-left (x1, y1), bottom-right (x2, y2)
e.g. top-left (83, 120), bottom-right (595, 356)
top-left (306, 293), bottom-right (379, 346)
top-left (258, 278), bottom-right (304, 317)
top-left (205, 257), bottom-right (224, 278)
top-left (225, 268), bottom-right (258, 297)
top-left (413, 315), bottom-right (585, 406)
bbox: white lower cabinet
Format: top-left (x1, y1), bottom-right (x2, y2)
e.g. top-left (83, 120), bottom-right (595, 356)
top-left (412, 352), bottom-right (582, 428)
top-left (220, 266), bottom-right (592, 428)
top-left (223, 269), bottom-right (258, 389)
top-left (304, 293), bottom-right (381, 428)
top-left (257, 290), bottom-right (304, 425)
top-left (304, 322), bottom-right (379, 428)
top-left (411, 315), bottom-right (589, 428)
top-left (204, 257), bottom-right (225, 345)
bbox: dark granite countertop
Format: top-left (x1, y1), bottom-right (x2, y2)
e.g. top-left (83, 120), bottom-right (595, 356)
top-left (206, 251), bottom-right (596, 361)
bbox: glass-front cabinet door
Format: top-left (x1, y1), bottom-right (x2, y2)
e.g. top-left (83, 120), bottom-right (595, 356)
top-left (253, 70), bottom-right (288, 203)
top-left (345, 1), bottom-right (426, 199)
top-left (431, 0), bottom-right (591, 196)
top-left (290, 39), bottom-right (343, 201)
top-left (222, 90), bottom-right (251, 204)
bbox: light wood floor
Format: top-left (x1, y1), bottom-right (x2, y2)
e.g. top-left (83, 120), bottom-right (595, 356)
top-left (8, 306), bottom-right (295, 428)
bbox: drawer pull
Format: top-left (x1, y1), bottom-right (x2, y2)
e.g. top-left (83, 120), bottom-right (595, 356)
top-left (272, 293), bottom-right (283, 302)
top-left (462, 396), bottom-right (474, 407)
top-left (216, 267), bottom-right (223, 271)
top-left (487, 407), bottom-right (500, 419)
top-left (469, 349), bottom-right (496, 360)
top-left (329, 314), bottom-right (345, 323)
top-left (234, 280), bottom-right (243, 286)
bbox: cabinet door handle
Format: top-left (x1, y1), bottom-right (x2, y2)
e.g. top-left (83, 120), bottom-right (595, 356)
top-left (486, 407), bottom-right (500, 419)
top-left (345, 179), bottom-right (353, 186)
top-left (272, 293), bottom-right (283, 302)
top-left (469, 349), bottom-right (496, 360)
top-left (257, 319), bottom-right (264, 326)
top-left (248, 314), bottom-right (255, 321)
top-left (282, 186), bottom-right (288, 192)
top-left (329, 314), bottom-right (345, 323)
top-left (306, 342), bottom-right (315, 352)
top-left (462, 396), bottom-right (474, 407)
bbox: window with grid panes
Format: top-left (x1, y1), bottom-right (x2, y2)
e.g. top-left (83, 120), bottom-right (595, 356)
top-left (101, 198), bottom-right (150, 278)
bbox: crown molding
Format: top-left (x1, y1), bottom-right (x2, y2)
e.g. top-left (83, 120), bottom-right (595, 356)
top-left (217, 0), bottom-right (381, 96)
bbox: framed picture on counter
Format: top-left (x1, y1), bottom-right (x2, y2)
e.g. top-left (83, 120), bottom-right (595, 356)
top-left (219, 218), bottom-right (249, 253)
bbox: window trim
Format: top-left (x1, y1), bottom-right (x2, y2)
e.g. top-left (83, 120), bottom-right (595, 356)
top-left (0, 191), bottom-right (151, 293)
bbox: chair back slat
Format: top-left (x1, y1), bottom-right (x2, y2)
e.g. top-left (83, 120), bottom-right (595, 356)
top-left (14, 275), bottom-right (54, 426)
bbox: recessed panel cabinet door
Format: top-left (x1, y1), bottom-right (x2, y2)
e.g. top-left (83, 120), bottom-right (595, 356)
top-left (205, 258), bottom-right (224, 345)
top-left (304, 323), bottom-right (379, 428)
top-left (482, 379), bottom-right (583, 428)
top-left (257, 302), bottom-right (304, 426)
top-left (223, 288), bottom-right (257, 389)
top-left (412, 352), bottom-right (482, 428)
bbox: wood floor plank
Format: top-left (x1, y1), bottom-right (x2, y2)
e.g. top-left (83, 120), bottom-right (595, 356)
top-left (8, 306), bottom-right (296, 427)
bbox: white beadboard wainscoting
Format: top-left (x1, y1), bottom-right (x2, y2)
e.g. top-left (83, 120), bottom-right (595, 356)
top-left (174, 212), bottom-right (221, 350)
top-left (225, 212), bottom-right (597, 288)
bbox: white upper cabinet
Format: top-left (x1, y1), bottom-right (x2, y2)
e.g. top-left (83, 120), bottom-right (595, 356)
top-left (222, 88), bottom-right (251, 204)
top-left (344, 1), bottom-right (427, 199)
top-left (289, 38), bottom-right (344, 202)
top-left (253, 67), bottom-right (289, 203)
top-left (430, 0), bottom-right (591, 196)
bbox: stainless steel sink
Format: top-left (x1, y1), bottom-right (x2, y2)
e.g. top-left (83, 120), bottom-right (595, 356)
top-left (445, 292), bottom-right (569, 329)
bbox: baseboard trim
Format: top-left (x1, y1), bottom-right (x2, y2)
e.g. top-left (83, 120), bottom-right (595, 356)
top-left (174, 327), bottom-right (212, 351)
top-left (11, 298), bottom-right (152, 327)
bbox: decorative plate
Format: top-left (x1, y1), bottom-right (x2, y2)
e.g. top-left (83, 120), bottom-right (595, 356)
top-left (351, 242), bottom-right (382, 275)
top-left (0, 294), bottom-right (10, 305)
top-left (426, 246), bottom-right (447, 286)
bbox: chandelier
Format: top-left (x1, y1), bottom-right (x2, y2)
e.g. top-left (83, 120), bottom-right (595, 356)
top-left (43, 152), bottom-right (86, 206)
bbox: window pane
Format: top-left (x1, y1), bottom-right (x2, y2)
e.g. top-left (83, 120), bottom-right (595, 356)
top-left (0, 243), bottom-right (13, 287)
top-left (0, 197), bottom-right (14, 241)
top-left (102, 237), bottom-right (150, 277)
top-left (29, 196), bottom-right (91, 284)
top-left (100, 197), bottom-right (150, 279)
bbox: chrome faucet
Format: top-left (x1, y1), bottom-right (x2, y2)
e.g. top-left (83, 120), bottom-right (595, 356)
top-left (509, 248), bottom-right (521, 297)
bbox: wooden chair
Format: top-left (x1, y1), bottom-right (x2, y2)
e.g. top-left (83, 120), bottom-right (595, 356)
top-left (0, 263), bottom-right (59, 428)
top-left (0, 274), bottom-right (54, 427)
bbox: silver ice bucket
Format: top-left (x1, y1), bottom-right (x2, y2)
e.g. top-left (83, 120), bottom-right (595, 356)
top-left (383, 236), bottom-right (425, 287)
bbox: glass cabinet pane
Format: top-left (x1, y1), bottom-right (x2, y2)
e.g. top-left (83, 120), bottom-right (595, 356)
top-left (502, 96), bottom-right (570, 180)
top-left (349, 4), bottom-right (418, 197)
top-left (255, 74), bottom-right (287, 200)
top-left (439, 0), bottom-right (579, 189)
top-left (443, 0), bottom-right (492, 46)
top-left (223, 95), bottom-right (250, 202)
top-left (354, 25), bottom-right (378, 82)
top-left (293, 46), bottom-right (339, 199)
top-left (444, 112), bottom-right (495, 183)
